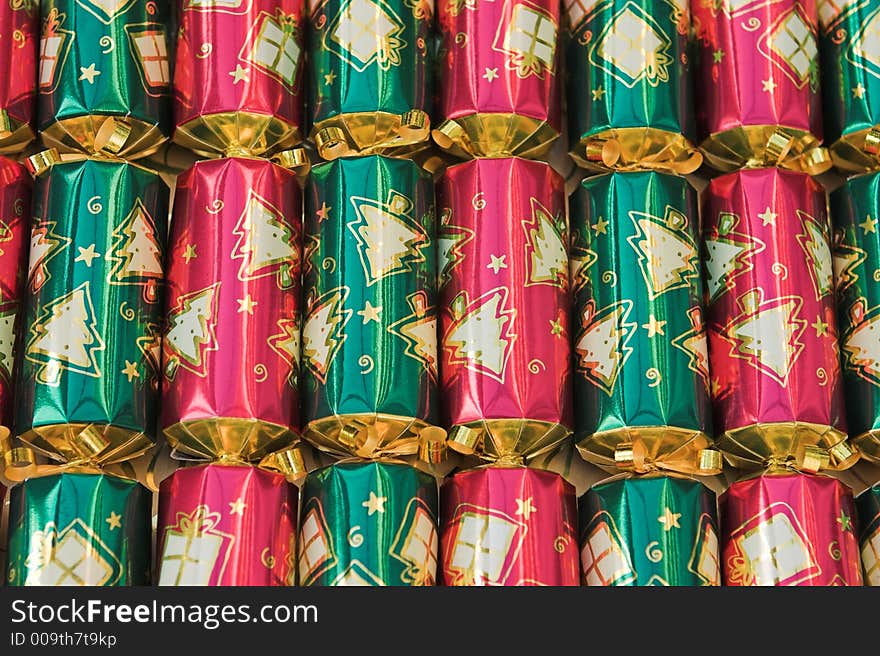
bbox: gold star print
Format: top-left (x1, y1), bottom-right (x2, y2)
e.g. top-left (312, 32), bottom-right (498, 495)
top-left (183, 244), bottom-right (197, 263)
top-left (237, 294), bottom-right (257, 315)
top-left (74, 244), bottom-right (101, 267)
top-left (812, 315), bottom-right (828, 337)
top-left (549, 318), bottom-right (564, 337)
top-left (324, 71), bottom-right (337, 86)
top-left (710, 378), bottom-right (722, 397)
top-left (713, 49), bottom-right (725, 63)
top-left (362, 491), bottom-right (387, 516)
top-left (591, 86), bottom-right (605, 100)
top-left (483, 67), bottom-right (499, 82)
top-left (122, 360), bottom-right (139, 382)
top-left (762, 78), bottom-right (777, 93)
top-left (487, 254), bottom-right (507, 274)
top-left (591, 217), bottom-right (609, 235)
top-left (229, 498), bottom-right (247, 515)
top-left (642, 314), bottom-right (667, 338)
top-left (357, 301), bottom-right (382, 324)
top-left (853, 84), bottom-right (866, 99)
top-left (229, 64), bottom-right (250, 84)
top-left (658, 507), bottom-right (681, 531)
top-left (79, 63), bottom-right (101, 84)
top-left (105, 512), bottom-right (122, 531)
top-left (837, 510), bottom-right (852, 532)
top-left (758, 207), bottom-right (777, 226)
top-left (316, 202), bottom-right (331, 222)
top-left (860, 215), bottom-right (877, 234)
top-left (515, 497), bottom-right (536, 520)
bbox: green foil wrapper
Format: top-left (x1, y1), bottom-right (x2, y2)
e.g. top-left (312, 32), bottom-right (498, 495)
top-left (302, 155), bottom-right (439, 459)
top-left (820, 0), bottom-right (880, 172)
top-left (563, 0), bottom-right (700, 173)
top-left (38, 0), bottom-right (172, 158)
top-left (571, 171), bottom-right (715, 474)
top-left (579, 474), bottom-right (720, 586)
top-left (298, 460), bottom-right (439, 586)
top-left (856, 484), bottom-right (880, 585)
top-left (5, 472), bottom-right (150, 586)
top-left (306, 0), bottom-right (432, 159)
top-left (16, 159), bottom-right (168, 464)
top-left (832, 171), bottom-right (880, 461)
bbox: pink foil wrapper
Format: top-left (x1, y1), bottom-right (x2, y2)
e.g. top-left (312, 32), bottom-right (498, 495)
top-left (440, 466), bottom-right (580, 585)
top-left (438, 157), bottom-right (571, 460)
top-left (703, 168), bottom-right (847, 468)
top-left (156, 463), bottom-right (298, 585)
top-left (721, 471), bottom-right (862, 585)
top-left (0, 157), bottom-right (29, 434)
top-left (162, 157), bottom-right (302, 457)
top-left (0, 0), bottom-right (36, 153)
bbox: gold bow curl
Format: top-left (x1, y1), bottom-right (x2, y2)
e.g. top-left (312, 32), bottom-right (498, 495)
top-left (698, 125), bottom-right (832, 175)
top-left (611, 440), bottom-right (723, 477)
top-left (41, 115), bottom-right (167, 163)
top-left (313, 109), bottom-right (431, 161)
top-left (446, 419), bottom-right (571, 467)
top-left (571, 127), bottom-right (704, 175)
top-left (829, 127), bottom-right (880, 174)
top-left (726, 442), bottom-right (859, 475)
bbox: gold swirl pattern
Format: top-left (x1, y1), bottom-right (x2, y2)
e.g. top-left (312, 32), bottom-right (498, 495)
top-left (322, 257), bottom-right (336, 273)
top-left (197, 43), bottom-right (212, 59)
top-left (817, 367), bottom-right (828, 386)
top-left (13, 30), bottom-right (25, 48)
top-left (205, 199), bottom-right (224, 214)
top-left (645, 541), bottom-right (663, 563)
top-left (831, 27), bottom-right (848, 45)
top-left (646, 368), bottom-right (662, 387)
top-left (315, 14), bottom-right (327, 28)
top-left (828, 540), bottom-right (841, 561)
top-left (119, 302), bottom-right (136, 322)
top-left (602, 270), bottom-right (617, 285)
top-left (88, 196), bottom-right (103, 214)
top-left (455, 32), bottom-right (468, 47)
top-left (741, 17), bottom-right (762, 31)
top-left (359, 355), bottom-right (374, 374)
top-left (528, 359), bottom-right (546, 374)
top-left (99, 36), bottom-right (114, 53)
top-left (146, 1), bottom-right (157, 13)
top-left (771, 262), bottom-right (788, 280)
top-left (472, 192), bottom-right (486, 211)
top-left (254, 363), bottom-right (268, 382)
top-left (13, 198), bottom-right (23, 216)
top-left (554, 535), bottom-right (569, 553)
top-left (873, 268), bottom-right (880, 282)
top-left (348, 526), bottom-right (364, 547)
top-left (260, 548), bottom-right (276, 569)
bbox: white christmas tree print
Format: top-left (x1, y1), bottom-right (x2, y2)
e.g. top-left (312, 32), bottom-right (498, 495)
top-left (437, 208), bottom-right (474, 288)
top-left (842, 299), bottom-right (880, 387)
top-left (348, 190), bottom-right (429, 287)
top-left (832, 235), bottom-right (866, 296)
top-left (268, 317), bottom-right (300, 387)
top-left (575, 299), bottom-right (636, 395)
top-left (136, 322), bottom-right (162, 389)
top-left (302, 286), bottom-right (352, 383)
top-left (28, 220), bottom-right (70, 293)
top-left (0, 303), bottom-right (16, 382)
top-left (163, 283), bottom-right (220, 379)
top-left (626, 205), bottom-right (698, 299)
top-left (232, 191), bottom-right (298, 290)
top-left (721, 288), bottom-right (807, 386)
top-left (522, 198), bottom-right (568, 288)
top-left (388, 291), bottom-right (437, 378)
top-left (108, 199), bottom-right (163, 304)
top-left (703, 212), bottom-right (766, 302)
top-left (25, 282), bottom-right (106, 386)
top-left (443, 287), bottom-right (517, 383)
top-left (795, 210), bottom-right (834, 301)
top-left (671, 306), bottom-right (711, 390)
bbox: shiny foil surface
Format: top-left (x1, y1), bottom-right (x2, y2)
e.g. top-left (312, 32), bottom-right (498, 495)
top-left (439, 466), bottom-right (579, 585)
top-left (16, 159), bottom-right (168, 464)
top-left (173, 0), bottom-right (305, 158)
top-left (572, 171), bottom-right (712, 473)
top-left (0, 157), bottom-right (30, 437)
top-left (156, 463), bottom-right (298, 586)
top-left (0, 0), bottom-right (37, 153)
top-left (819, 0), bottom-right (880, 172)
top-left (303, 155), bottom-right (438, 459)
top-left (37, 0), bottom-right (172, 158)
top-left (162, 157), bottom-right (302, 461)
top-left (306, 0), bottom-right (432, 159)
top-left (434, 0), bottom-right (561, 159)
top-left (565, 0), bottom-right (698, 172)
top-left (693, 0), bottom-right (825, 172)
top-left (579, 474), bottom-right (720, 586)
top-left (855, 484), bottom-right (880, 585)
top-left (5, 472), bottom-right (151, 586)
top-left (831, 172), bottom-right (880, 461)
top-left (438, 158), bottom-right (570, 462)
top-left (703, 168), bottom-right (848, 469)
top-left (298, 461), bottom-right (438, 586)
top-left (720, 470), bottom-right (862, 586)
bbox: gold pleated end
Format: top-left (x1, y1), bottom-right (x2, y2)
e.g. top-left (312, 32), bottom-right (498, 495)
top-left (310, 110), bottom-right (431, 160)
top-left (431, 113), bottom-right (559, 160)
top-left (0, 109), bottom-right (35, 155)
top-left (17, 423), bottom-right (154, 467)
top-left (304, 413), bottom-right (444, 463)
top-left (445, 419), bottom-right (571, 466)
top-left (41, 115), bottom-right (167, 160)
top-left (173, 111), bottom-right (303, 160)
top-left (698, 125), bottom-right (832, 175)
top-left (850, 429), bottom-right (880, 464)
top-left (576, 426), bottom-right (719, 476)
top-left (717, 422), bottom-right (855, 473)
top-left (162, 417), bottom-right (299, 464)
top-left (829, 127), bottom-right (880, 174)
top-left (570, 127), bottom-right (702, 174)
